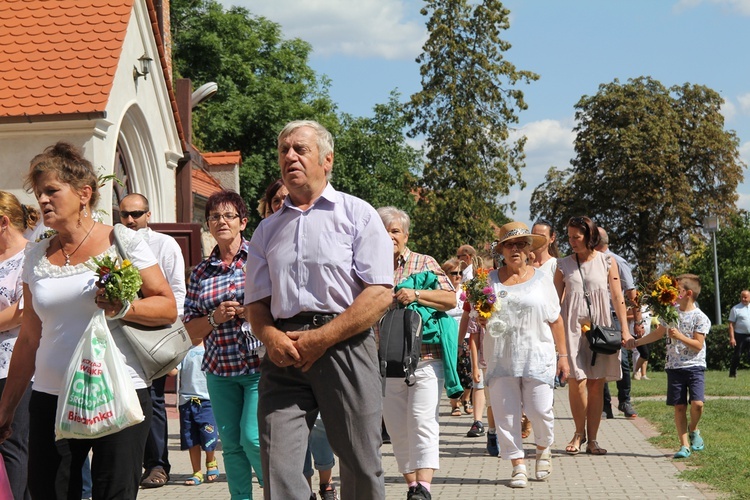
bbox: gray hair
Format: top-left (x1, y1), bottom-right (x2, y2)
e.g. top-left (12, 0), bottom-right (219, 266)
top-left (377, 206), bottom-right (411, 235)
top-left (278, 120), bottom-right (334, 165)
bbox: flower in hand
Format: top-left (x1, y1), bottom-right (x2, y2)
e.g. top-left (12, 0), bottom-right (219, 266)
top-left (86, 254), bottom-right (142, 303)
top-left (461, 268), bottom-right (499, 319)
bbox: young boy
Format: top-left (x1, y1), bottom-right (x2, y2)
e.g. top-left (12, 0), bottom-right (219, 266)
top-left (172, 342), bottom-right (221, 485)
top-left (629, 274), bottom-right (711, 459)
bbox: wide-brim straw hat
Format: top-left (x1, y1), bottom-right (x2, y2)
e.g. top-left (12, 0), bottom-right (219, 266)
top-left (495, 221), bottom-right (547, 252)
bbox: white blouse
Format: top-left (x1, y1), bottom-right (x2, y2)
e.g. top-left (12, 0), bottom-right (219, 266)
top-left (484, 268), bottom-right (561, 387)
top-left (23, 228), bottom-right (157, 395)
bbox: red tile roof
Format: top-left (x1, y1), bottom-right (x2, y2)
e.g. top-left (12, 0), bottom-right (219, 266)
top-left (192, 168), bottom-right (223, 198)
top-left (202, 151), bottom-right (241, 167)
top-left (0, 0), bottom-right (133, 121)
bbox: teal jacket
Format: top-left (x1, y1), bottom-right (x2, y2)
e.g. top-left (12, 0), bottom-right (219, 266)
top-left (395, 271), bottom-right (462, 399)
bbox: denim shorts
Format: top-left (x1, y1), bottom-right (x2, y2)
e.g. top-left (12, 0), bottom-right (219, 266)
top-left (666, 367), bottom-right (705, 406)
top-left (179, 399), bottom-right (219, 451)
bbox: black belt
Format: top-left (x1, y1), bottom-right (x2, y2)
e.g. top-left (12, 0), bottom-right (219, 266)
top-left (276, 312), bottom-right (337, 328)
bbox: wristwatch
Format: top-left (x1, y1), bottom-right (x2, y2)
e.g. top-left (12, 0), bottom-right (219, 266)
top-left (415, 290), bottom-right (421, 300)
top-left (208, 309), bottom-right (219, 329)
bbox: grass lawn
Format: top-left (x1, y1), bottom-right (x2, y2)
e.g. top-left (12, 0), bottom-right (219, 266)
top-left (631, 370), bottom-right (750, 500)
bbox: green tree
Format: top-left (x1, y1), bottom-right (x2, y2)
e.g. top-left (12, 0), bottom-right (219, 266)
top-left (170, 0), bottom-right (338, 229)
top-left (531, 76), bottom-right (745, 279)
top-left (671, 211), bottom-right (750, 324)
top-left (333, 92), bottom-right (422, 213)
top-left (407, 0), bottom-right (538, 260)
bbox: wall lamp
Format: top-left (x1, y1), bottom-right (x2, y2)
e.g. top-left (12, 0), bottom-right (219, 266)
top-left (133, 53), bottom-right (153, 81)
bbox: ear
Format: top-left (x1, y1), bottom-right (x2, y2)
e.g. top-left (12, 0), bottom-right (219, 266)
top-left (322, 152), bottom-right (334, 173)
top-left (78, 184), bottom-right (93, 206)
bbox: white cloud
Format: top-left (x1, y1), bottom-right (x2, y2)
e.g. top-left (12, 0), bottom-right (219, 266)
top-left (222, 0), bottom-right (426, 60)
top-left (721, 99), bottom-right (737, 122)
top-left (673, 0), bottom-right (750, 15)
top-left (738, 93), bottom-right (750, 114)
top-left (503, 118), bottom-right (576, 225)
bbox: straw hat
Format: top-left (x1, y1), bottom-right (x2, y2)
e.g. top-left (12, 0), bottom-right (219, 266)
top-left (495, 221), bottom-right (547, 252)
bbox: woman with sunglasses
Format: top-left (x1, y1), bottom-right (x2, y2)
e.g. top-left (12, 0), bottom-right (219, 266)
top-left (553, 216), bottom-right (632, 457)
top-left (482, 222), bottom-right (568, 488)
top-left (184, 190), bottom-right (263, 498)
top-left (442, 258), bottom-right (473, 417)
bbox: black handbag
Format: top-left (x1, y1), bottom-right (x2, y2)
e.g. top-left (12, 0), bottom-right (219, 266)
top-left (576, 255), bottom-right (622, 365)
top-left (378, 308), bottom-right (423, 387)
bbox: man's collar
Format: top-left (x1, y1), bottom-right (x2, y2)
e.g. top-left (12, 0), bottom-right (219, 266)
top-left (280, 182), bottom-right (338, 212)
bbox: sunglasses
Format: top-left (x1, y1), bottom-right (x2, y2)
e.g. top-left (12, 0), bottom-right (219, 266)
top-left (120, 210), bottom-right (147, 219)
top-left (448, 271), bottom-right (461, 276)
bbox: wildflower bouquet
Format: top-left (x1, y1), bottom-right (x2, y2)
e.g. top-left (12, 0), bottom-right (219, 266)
top-left (86, 254), bottom-right (142, 303)
top-left (640, 274), bottom-right (680, 328)
top-left (460, 268), bottom-right (499, 319)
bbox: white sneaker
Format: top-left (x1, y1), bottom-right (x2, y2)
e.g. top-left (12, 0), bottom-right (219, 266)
top-left (510, 464), bottom-right (528, 488)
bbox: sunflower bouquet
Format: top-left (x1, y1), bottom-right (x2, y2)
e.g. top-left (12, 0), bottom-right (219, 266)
top-left (86, 254), bottom-right (143, 303)
top-left (460, 268), bottom-right (499, 319)
top-left (640, 274), bottom-right (680, 337)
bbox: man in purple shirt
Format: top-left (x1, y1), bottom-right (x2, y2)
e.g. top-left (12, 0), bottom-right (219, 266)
top-left (245, 120), bottom-right (393, 500)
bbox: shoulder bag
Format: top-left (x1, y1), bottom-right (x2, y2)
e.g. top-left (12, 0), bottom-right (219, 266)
top-left (110, 225), bottom-right (192, 382)
top-left (576, 254), bottom-right (621, 365)
top-left (378, 308), bottom-right (423, 387)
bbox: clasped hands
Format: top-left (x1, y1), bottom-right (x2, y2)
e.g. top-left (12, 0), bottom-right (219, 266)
top-left (266, 327), bottom-right (328, 372)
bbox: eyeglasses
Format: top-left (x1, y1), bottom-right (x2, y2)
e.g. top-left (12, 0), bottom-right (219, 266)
top-left (120, 210), bottom-right (147, 220)
top-left (456, 253), bottom-right (469, 259)
top-left (207, 213), bottom-right (241, 223)
top-left (503, 241), bottom-right (530, 250)
top-left (448, 271), bottom-right (461, 277)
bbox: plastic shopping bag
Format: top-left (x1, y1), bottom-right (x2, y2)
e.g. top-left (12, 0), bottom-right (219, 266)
top-left (55, 310), bottom-right (145, 440)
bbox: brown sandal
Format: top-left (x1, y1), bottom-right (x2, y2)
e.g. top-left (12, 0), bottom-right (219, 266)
top-left (141, 467), bottom-right (169, 488)
top-left (586, 440), bottom-right (607, 455)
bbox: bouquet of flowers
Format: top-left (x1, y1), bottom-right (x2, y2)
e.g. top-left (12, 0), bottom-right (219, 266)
top-left (640, 275), bottom-right (680, 339)
top-left (86, 254), bottom-right (143, 303)
top-left (460, 268), bottom-right (499, 319)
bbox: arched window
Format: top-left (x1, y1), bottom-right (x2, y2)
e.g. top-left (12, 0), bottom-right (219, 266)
top-left (111, 143), bottom-right (132, 220)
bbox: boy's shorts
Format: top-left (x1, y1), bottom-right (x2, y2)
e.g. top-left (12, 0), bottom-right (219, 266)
top-left (179, 398), bottom-right (219, 451)
top-left (666, 367), bottom-right (705, 406)
top-left (473, 366), bottom-right (485, 390)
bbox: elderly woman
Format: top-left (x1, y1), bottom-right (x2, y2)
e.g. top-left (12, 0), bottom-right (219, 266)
top-left (482, 222), bottom-right (569, 488)
top-left (0, 192), bottom-right (39, 499)
top-left (184, 190), bottom-right (263, 498)
top-left (378, 206), bottom-right (457, 500)
top-left (554, 216), bottom-right (632, 456)
top-left (0, 142), bottom-right (177, 499)
top-left (442, 258), bottom-right (472, 417)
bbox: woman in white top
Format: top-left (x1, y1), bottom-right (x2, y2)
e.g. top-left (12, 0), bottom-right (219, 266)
top-left (0, 142), bottom-right (176, 499)
top-left (0, 191), bottom-right (39, 499)
top-left (484, 222), bottom-right (569, 488)
top-left (531, 218), bottom-right (559, 278)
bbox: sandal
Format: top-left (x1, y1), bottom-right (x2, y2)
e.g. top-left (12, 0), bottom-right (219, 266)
top-left (140, 467), bottom-right (169, 488)
top-left (205, 460), bottom-right (220, 482)
top-left (185, 472), bottom-right (203, 486)
top-left (535, 448), bottom-right (552, 480)
top-left (451, 407), bottom-right (462, 417)
top-left (509, 465), bottom-right (528, 488)
top-left (565, 432), bottom-right (585, 455)
top-left (586, 440), bottom-right (607, 455)
top-left (462, 399), bottom-right (473, 414)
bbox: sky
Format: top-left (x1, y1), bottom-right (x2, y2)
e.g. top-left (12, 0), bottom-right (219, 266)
top-left (222, 0), bottom-right (750, 228)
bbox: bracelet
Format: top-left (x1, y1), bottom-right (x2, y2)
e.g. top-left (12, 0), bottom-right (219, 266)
top-left (558, 354), bottom-right (569, 357)
top-left (208, 309), bottom-right (219, 329)
top-left (110, 300), bottom-right (131, 320)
